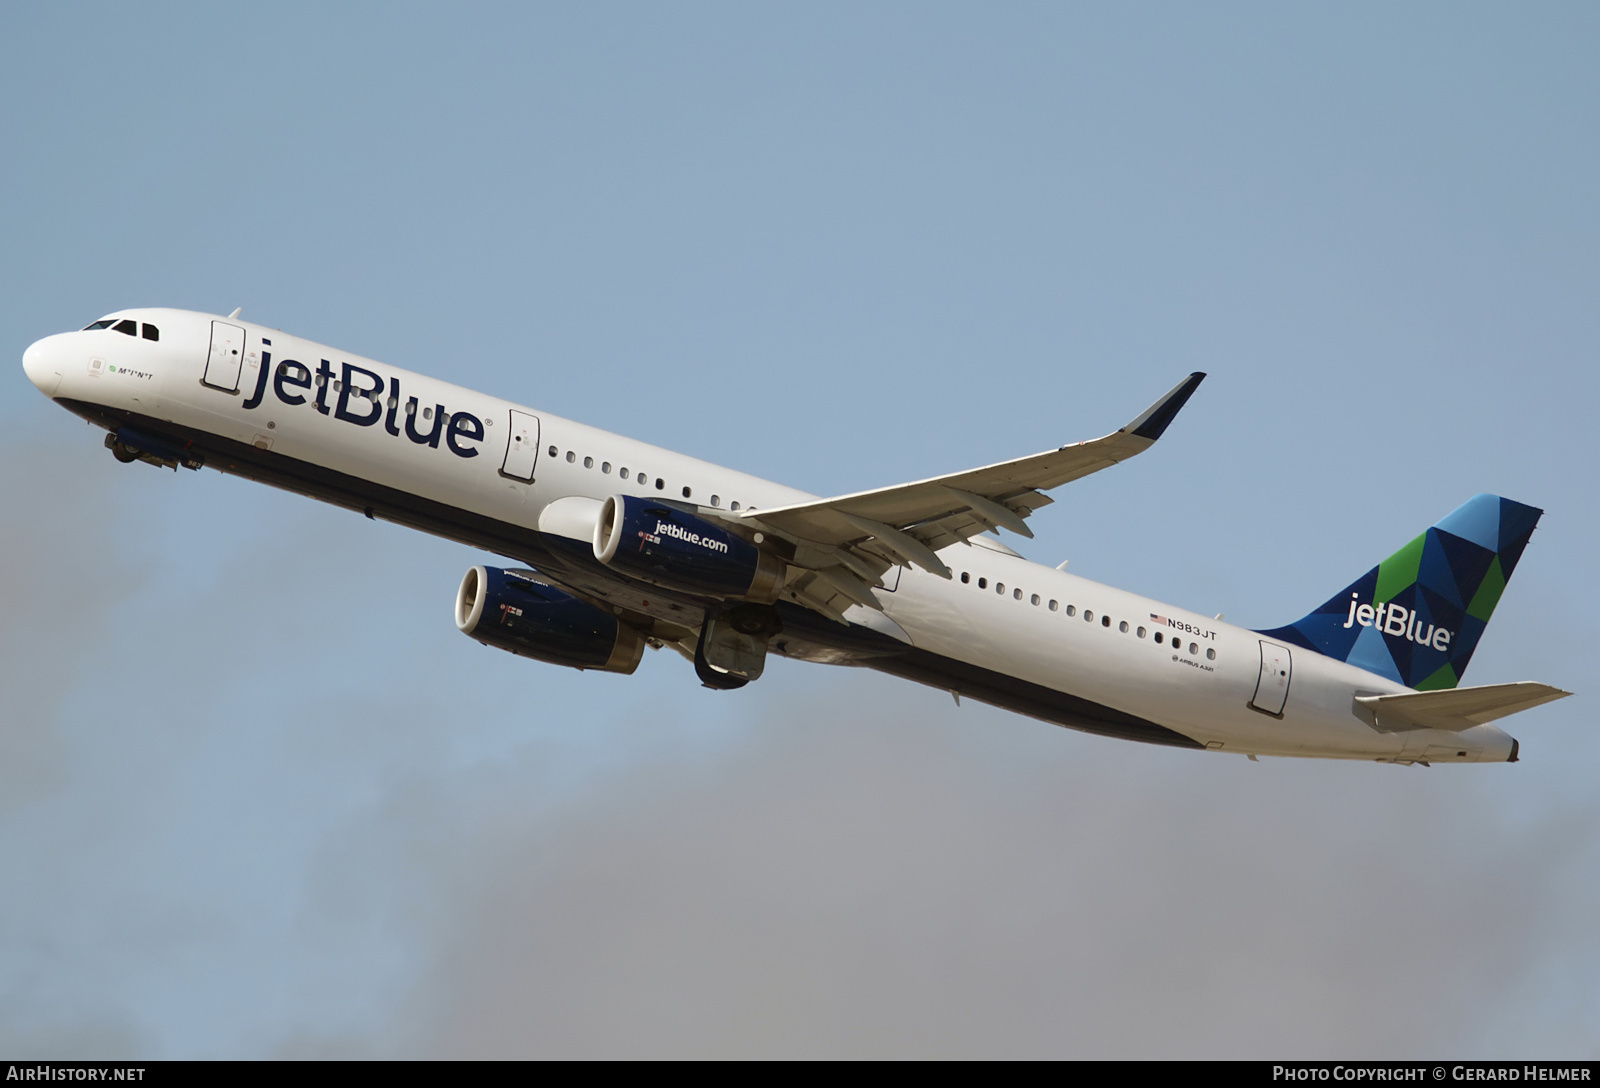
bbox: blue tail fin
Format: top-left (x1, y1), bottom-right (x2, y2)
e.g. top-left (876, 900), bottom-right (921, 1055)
top-left (1258, 495), bottom-right (1542, 690)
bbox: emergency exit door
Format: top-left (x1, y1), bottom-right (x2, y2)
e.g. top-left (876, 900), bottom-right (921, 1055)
top-left (1250, 641), bottom-right (1293, 716)
top-left (501, 410), bottom-right (540, 480)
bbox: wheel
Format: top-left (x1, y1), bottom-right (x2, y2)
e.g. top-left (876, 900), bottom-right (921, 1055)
top-left (726, 603), bottom-right (782, 637)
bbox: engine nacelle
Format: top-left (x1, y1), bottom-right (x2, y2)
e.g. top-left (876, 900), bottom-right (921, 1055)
top-left (593, 494), bottom-right (785, 603)
top-left (455, 566), bottom-right (644, 674)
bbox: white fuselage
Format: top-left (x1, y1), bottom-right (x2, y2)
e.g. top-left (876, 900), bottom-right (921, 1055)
top-left (22, 308), bottom-right (1517, 763)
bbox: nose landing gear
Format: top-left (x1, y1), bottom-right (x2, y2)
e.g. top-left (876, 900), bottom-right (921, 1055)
top-left (103, 428), bottom-right (203, 471)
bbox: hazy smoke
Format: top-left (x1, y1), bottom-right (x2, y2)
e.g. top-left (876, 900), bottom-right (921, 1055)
top-left (356, 681), bottom-right (1598, 1059)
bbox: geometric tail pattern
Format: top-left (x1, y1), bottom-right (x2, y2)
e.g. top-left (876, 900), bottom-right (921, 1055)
top-left (1257, 495), bottom-right (1542, 690)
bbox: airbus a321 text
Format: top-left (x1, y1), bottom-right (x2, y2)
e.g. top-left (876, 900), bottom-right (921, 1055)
top-left (23, 309), bottom-right (1571, 764)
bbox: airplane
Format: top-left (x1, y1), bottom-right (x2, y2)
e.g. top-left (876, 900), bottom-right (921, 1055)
top-left (21, 308), bottom-right (1571, 764)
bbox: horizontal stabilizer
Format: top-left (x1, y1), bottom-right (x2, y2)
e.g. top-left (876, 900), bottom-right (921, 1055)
top-left (1355, 682), bottom-right (1570, 733)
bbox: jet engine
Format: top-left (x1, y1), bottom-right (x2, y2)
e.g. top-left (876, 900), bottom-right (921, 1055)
top-left (593, 494), bottom-right (785, 602)
top-left (455, 566), bottom-right (644, 674)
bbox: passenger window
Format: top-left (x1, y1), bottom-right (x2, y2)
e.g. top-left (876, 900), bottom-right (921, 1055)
top-left (1048, 600), bottom-right (1058, 611)
top-left (730, 501), bottom-right (740, 511)
top-left (1102, 615), bottom-right (1111, 628)
top-left (1013, 588), bottom-right (1022, 600)
top-left (1189, 643), bottom-right (1198, 655)
top-left (710, 495), bottom-right (720, 506)
top-left (1119, 621), bottom-right (1128, 633)
top-left (1155, 632), bottom-right (1164, 644)
top-left (682, 486), bottom-right (691, 498)
top-left (584, 457), bottom-right (594, 469)
top-left (548, 445), bottom-right (558, 457)
top-left (113, 319), bottom-right (137, 336)
top-left (1084, 611), bottom-right (1094, 622)
top-left (620, 468), bottom-right (629, 480)
top-left (603, 462), bottom-right (612, 474)
top-left (1031, 594), bottom-right (1040, 605)
top-left (996, 583), bottom-right (1005, 594)
top-left (961, 572), bottom-right (970, 584)
top-left (1206, 648), bottom-right (1216, 660)
top-left (565, 451), bottom-right (575, 463)
top-left (1065, 605), bottom-right (1076, 617)
top-left (422, 406), bottom-right (432, 419)
top-left (141, 324), bottom-right (159, 341)
top-left (978, 578), bottom-right (987, 589)
top-left (656, 479), bottom-right (665, 490)
top-left (1137, 626), bottom-right (1146, 638)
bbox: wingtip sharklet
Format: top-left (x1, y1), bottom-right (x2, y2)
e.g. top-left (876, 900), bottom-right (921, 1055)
top-left (1127, 372), bottom-right (1206, 442)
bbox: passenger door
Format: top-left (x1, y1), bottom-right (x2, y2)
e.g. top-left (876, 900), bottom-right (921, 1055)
top-left (201, 321), bottom-right (246, 392)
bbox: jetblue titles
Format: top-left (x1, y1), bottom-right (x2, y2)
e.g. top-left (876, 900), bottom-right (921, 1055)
top-left (241, 351), bottom-right (483, 459)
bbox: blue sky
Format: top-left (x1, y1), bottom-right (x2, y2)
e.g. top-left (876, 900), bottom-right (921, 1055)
top-left (2, 3), bottom-right (1597, 1057)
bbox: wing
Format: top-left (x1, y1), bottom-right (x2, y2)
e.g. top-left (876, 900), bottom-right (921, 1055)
top-left (728, 373), bottom-right (1205, 620)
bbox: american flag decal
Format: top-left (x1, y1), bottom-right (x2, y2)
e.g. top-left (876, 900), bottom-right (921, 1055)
top-left (1149, 612), bottom-right (1169, 626)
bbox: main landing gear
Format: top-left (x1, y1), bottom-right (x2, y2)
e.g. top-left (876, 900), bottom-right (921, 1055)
top-left (694, 604), bottom-right (782, 690)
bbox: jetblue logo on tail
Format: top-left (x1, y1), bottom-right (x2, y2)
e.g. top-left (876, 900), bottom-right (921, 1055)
top-left (1341, 593), bottom-right (1453, 652)
top-left (1259, 495), bottom-right (1541, 690)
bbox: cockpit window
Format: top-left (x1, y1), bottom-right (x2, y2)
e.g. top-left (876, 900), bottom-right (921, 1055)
top-left (112, 320), bottom-right (137, 336)
top-left (141, 324), bottom-right (159, 341)
top-left (83, 320), bottom-right (115, 330)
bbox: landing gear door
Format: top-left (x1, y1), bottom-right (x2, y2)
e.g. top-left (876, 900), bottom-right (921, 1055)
top-left (501, 410), bottom-right (540, 480)
top-left (202, 321), bottom-right (246, 392)
top-left (1250, 640), bottom-right (1292, 716)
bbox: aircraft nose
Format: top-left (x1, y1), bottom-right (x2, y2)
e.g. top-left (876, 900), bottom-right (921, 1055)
top-left (23, 335), bottom-right (65, 398)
